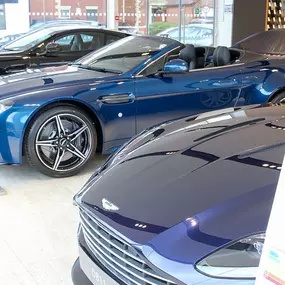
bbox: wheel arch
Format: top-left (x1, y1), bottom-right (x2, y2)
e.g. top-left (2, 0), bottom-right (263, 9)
top-left (22, 99), bottom-right (104, 157)
top-left (268, 86), bottom-right (285, 102)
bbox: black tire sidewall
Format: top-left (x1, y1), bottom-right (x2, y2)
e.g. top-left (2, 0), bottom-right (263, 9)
top-left (25, 105), bottom-right (97, 178)
top-left (271, 92), bottom-right (285, 104)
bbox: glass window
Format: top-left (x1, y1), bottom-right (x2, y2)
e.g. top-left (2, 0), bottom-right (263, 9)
top-left (54, 33), bottom-right (92, 52)
top-left (140, 47), bottom-right (180, 76)
top-left (106, 34), bottom-right (121, 44)
top-left (80, 32), bottom-right (105, 51)
top-left (29, 1), bottom-right (107, 29)
top-left (0, 4), bottom-right (6, 30)
top-left (3, 28), bottom-right (58, 51)
top-left (55, 35), bottom-right (75, 46)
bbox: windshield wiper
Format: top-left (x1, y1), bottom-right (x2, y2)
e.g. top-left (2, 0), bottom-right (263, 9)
top-left (80, 66), bottom-right (122, 74)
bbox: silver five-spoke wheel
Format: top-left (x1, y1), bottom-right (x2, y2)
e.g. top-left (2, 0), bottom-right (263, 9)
top-left (25, 105), bottom-right (97, 177)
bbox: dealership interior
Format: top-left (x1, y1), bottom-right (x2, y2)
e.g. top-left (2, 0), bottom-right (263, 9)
top-left (1, 0), bottom-right (285, 285)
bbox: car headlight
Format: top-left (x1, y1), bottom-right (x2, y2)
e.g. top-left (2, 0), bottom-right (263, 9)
top-left (0, 100), bottom-right (14, 114)
top-left (196, 233), bottom-right (265, 279)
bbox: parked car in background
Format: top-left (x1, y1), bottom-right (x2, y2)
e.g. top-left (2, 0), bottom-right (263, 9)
top-left (190, 17), bottom-right (214, 24)
top-left (0, 20), bottom-right (102, 47)
top-left (118, 22), bottom-right (138, 34)
top-left (29, 20), bottom-right (100, 32)
top-left (1, 31), bottom-right (285, 177)
top-left (157, 23), bottom-right (213, 46)
top-left (72, 103), bottom-right (283, 285)
top-left (0, 25), bottom-right (129, 74)
top-left (0, 33), bottom-right (24, 47)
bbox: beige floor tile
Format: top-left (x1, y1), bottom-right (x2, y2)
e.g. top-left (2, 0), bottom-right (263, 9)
top-left (0, 156), bottom-right (107, 285)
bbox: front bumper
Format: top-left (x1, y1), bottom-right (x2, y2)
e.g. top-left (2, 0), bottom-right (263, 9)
top-left (0, 129), bottom-right (22, 165)
top-left (71, 257), bottom-right (93, 285)
top-left (72, 245), bottom-right (124, 285)
top-left (0, 104), bottom-right (38, 165)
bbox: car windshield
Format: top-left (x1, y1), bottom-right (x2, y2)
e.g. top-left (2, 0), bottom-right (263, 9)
top-left (75, 36), bottom-right (178, 74)
top-left (3, 28), bottom-right (58, 51)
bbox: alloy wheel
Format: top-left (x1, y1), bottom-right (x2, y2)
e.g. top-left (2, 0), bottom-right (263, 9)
top-left (35, 113), bottom-right (92, 172)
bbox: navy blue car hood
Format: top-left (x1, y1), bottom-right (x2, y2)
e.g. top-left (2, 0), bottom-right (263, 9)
top-left (0, 65), bottom-right (112, 100)
top-left (76, 105), bottom-right (284, 246)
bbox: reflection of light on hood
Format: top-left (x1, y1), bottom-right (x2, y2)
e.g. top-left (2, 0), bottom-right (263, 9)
top-left (8, 78), bottom-right (28, 83)
top-left (45, 66), bottom-right (76, 76)
top-left (206, 114), bottom-right (232, 123)
top-left (135, 223), bottom-right (147, 229)
top-left (196, 107), bottom-right (235, 120)
top-left (186, 217), bottom-right (198, 227)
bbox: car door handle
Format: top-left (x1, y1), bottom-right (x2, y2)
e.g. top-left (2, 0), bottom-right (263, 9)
top-left (97, 93), bottom-right (135, 104)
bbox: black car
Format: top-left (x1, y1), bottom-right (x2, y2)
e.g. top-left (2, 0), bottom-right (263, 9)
top-left (0, 20), bottom-right (102, 47)
top-left (0, 26), bottom-right (129, 74)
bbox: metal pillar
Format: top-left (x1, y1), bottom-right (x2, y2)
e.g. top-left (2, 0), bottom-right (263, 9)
top-left (146, 0), bottom-right (150, 34)
top-left (178, 0), bottom-right (182, 41)
top-left (107, 0), bottom-right (118, 29)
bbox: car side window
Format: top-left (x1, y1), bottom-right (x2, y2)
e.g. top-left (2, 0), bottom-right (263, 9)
top-left (140, 49), bottom-right (180, 76)
top-left (55, 35), bottom-right (75, 46)
top-left (106, 34), bottom-right (121, 45)
top-left (80, 32), bottom-right (105, 51)
top-left (53, 34), bottom-right (78, 52)
top-left (33, 34), bottom-right (77, 54)
top-left (140, 56), bottom-right (166, 76)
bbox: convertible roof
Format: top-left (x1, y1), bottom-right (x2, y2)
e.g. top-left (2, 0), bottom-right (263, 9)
top-left (234, 29), bottom-right (285, 55)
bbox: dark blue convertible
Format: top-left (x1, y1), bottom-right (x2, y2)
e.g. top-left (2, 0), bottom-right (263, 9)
top-left (1, 30), bottom-right (285, 177)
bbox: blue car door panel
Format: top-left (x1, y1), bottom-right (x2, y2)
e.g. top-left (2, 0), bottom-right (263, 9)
top-left (135, 64), bottom-right (245, 133)
top-left (84, 80), bottom-right (136, 148)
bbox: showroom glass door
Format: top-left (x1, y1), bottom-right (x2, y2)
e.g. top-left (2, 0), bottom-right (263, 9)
top-left (135, 64), bottom-right (245, 133)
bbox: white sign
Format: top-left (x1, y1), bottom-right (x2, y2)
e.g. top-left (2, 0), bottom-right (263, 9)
top-left (202, 6), bottom-right (210, 14)
top-left (76, 8), bottom-right (82, 15)
top-left (256, 155), bottom-right (285, 285)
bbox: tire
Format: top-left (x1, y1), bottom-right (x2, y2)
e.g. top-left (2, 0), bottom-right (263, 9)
top-left (24, 105), bottom-right (97, 178)
top-left (271, 92), bottom-right (285, 104)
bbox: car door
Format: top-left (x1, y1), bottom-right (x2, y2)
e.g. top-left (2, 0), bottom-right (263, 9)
top-left (135, 62), bottom-right (245, 133)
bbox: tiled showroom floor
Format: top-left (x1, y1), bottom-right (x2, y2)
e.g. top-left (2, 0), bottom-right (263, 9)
top-left (0, 155), bottom-right (108, 285)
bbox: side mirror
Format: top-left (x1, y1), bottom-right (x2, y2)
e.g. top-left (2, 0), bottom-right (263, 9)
top-left (46, 42), bottom-right (61, 54)
top-left (164, 59), bottom-right (188, 73)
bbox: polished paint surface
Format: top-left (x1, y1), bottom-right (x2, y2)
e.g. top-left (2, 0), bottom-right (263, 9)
top-left (1, 35), bottom-right (285, 166)
top-left (75, 104), bottom-right (285, 285)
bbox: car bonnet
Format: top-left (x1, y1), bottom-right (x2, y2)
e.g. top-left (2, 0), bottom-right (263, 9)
top-left (75, 106), bottom-right (284, 247)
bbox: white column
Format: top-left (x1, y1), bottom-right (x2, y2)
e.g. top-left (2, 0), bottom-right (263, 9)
top-left (107, 0), bottom-right (118, 29)
top-left (0, 0), bottom-right (30, 37)
top-left (214, 0), bottom-right (233, 46)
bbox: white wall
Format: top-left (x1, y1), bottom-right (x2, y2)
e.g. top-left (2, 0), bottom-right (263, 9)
top-left (0, 0), bottom-right (30, 37)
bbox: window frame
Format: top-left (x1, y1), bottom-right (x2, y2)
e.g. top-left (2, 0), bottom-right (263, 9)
top-left (136, 46), bottom-right (182, 77)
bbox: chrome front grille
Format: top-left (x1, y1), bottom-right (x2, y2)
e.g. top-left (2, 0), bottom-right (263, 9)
top-left (80, 209), bottom-right (176, 285)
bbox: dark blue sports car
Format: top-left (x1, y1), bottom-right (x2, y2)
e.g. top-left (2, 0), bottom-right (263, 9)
top-left (72, 104), bottom-right (283, 285)
top-left (1, 30), bottom-right (285, 177)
